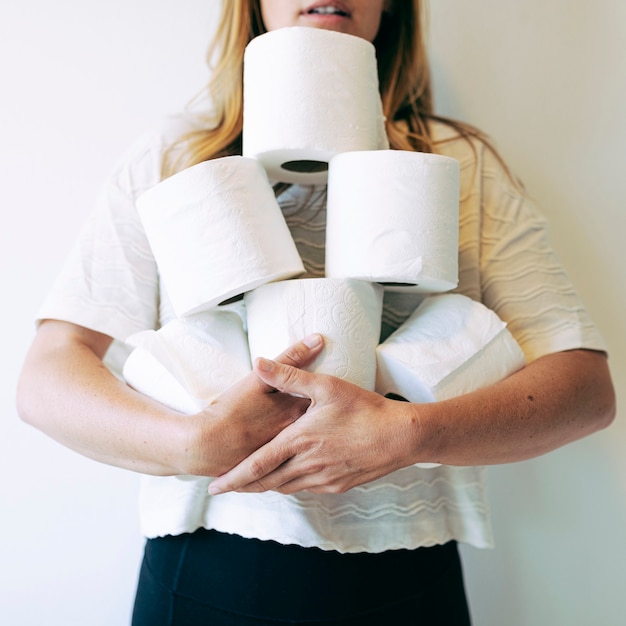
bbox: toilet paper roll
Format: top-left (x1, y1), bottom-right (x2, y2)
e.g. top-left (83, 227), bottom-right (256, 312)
top-left (243, 27), bottom-right (389, 185)
top-left (123, 304), bottom-right (252, 414)
top-left (326, 150), bottom-right (460, 293)
top-left (376, 294), bottom-right (526, 403)
top-left (136, 156), bottom-right (305, 317)
top-left (376, 294), bottom-right (526, 468)
top-left (123, 348), bottom-right (204, 415)
top-left (245, 278), bottom-right (383, 390)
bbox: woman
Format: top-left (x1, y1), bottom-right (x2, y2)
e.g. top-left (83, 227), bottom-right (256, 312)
top-left (17, 1), bottom-right (615, 624)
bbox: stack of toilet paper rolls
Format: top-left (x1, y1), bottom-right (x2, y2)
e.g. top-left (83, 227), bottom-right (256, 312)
top-left (124, 27), bottom-right (526, 470)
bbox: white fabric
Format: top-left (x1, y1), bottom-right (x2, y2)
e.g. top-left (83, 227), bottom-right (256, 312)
top-left (37, 114), bottom-right (607, 553)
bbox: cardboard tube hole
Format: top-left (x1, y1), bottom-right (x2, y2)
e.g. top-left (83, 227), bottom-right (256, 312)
top-left (281, 160), bottom-right (328, 174)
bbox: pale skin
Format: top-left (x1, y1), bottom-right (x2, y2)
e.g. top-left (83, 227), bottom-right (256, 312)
top-left (208, 347), bottom-right (615, 495)
top-left (17, 0), bottom-right (617, 494)
top-left (259, 0), bottom-right (389, 43)
top-left (17, 321), bottom-right (615, 493)
top-left (17, 320), bottom-right (324, 477)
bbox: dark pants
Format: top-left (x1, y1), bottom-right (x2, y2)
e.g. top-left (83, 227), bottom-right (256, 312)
top-left (132, 528), bottom-right (472, 625)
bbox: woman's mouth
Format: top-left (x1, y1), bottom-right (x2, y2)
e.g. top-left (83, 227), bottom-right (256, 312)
top-left (306, 7), bottom-right (348, 16)
top-left (303, 3), bottom-right (350, 18)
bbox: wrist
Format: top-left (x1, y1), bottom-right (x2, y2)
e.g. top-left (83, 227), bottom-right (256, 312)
top-left (173, 408), bottom-right (226, 477)
top-left (396, 400), bottom-right (443, 467)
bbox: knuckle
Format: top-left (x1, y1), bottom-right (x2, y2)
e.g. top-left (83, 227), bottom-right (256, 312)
top-left (282, 364), bottom-right (302, 386)
top-left (249, 458), bottom-right (268, 480)
top-left (275, 345), bottom-right (302, 367)
top-left (307, 460), bottom-right (326, 475)
top-left (320, 375), bottom-right (340, 396)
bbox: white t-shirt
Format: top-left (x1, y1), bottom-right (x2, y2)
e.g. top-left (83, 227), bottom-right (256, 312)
top-left (38, 115), bottom-right (606, 553)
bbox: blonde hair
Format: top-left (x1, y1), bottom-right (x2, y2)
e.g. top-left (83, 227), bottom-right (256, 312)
top-left (162, 0), bottom-right (493, 179)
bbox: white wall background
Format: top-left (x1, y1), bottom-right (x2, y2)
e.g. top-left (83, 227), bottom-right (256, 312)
top-left (1, 1), bottom-right (623, 624)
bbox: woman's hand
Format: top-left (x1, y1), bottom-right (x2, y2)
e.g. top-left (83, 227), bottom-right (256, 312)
top-left (180, 334), bottom-right (327, 477)
top-left (17, 320), bottom-right (325, 477)
top-left (208, 349), bottom-right (615, 495)
top-left (208, 357), bottom-right (420, 495)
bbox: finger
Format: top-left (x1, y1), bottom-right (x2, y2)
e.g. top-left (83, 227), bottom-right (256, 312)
top-left (229, 458), bottom-right (310, 494)
top-left (254, 357), bottom-right (320, 399)
top-left (277, 466), bottom-right (385, 495)
top-left (274, 333), bottom-right (324, 367)
top-left (208, 438), bottom-right (292, 495)
top-left (254, 333), bottom-right (324, 393)
top-left (230, 462), bottom-right (321, 495)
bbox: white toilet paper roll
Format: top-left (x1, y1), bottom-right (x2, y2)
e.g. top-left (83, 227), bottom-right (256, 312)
top-left (136, 156), bottom-right (305, 317)
top-left (123, 304), bottom-right (252, 414)
top-left (376, 294), bottom-right (526, 403)
top-left (376, 294), bottom-right (526, 468)
top-left (326, 150), bottom-right (460, 293)
top-left (245, 278), bottom-right (383, 390)
top-left (243, 27), bottom-right (389, 185)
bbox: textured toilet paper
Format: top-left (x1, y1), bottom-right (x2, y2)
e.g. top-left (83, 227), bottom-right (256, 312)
top-left (326, 150), bottom-right (460, 293)
top-left (245, 278), bottom-right (384, 390)
top-left (123, 304), bottom-right (252, 415)
top-left (376, 294), bottom-right (526, 402)
top-left (123, 348), bottom-right (204, 415)
top-left (376, 294), bottom-right (526, 468)
top-left (243, 27), bottom-right (389, 185)
top-left (136, 156), bottom-right (305, 317)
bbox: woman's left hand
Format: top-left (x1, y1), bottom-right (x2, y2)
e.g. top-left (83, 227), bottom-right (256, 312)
top-left (208, 356), bottom-right (419, 495)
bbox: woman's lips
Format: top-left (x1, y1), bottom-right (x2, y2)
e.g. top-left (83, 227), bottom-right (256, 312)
top-left (302, 2), bottom-right (351, 18)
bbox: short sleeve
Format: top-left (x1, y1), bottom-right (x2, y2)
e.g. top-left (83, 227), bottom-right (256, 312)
top-left (478, 147), bottom-right (607, 362)
top-left (35, 120), bottom-right (188, 341)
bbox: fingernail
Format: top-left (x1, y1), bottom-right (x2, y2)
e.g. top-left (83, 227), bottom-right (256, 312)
top-left (303, 333), bottom-right (323, 348)
top-left (256, 357), bottom-right (275, 372)
top-left (208, 484), bottom-right (222, 496)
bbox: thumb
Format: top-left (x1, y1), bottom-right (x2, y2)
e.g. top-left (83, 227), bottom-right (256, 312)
top-left (254, 333), bottom-right (324, 393)
top-left (273, 333), bottom-right (324, 368)
top-left (254, 357), bottom-right (316, 399)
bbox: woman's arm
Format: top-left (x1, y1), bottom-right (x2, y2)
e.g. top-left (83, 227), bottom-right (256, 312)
top-left (16, 320), bottom-right (324, 477)
top-left (207, 348), bottom-right (615, 495)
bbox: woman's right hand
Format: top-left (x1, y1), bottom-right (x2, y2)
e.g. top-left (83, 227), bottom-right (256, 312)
top-left (17, 320), bottom-right (324, 478)
top-left (178, 333), bottom-right (325, 477)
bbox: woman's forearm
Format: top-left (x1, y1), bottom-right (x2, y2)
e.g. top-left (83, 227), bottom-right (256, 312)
top-left (17, 321), bottom-right (197, 475)
top-left (412, 349), bottom-right (616, 466)
top-left (16, 321), bottom-right (323, 477)
top-left (207, 348), bottom-right (615, 495)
